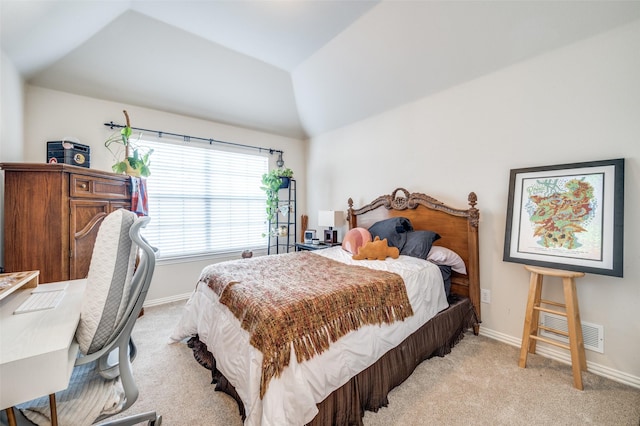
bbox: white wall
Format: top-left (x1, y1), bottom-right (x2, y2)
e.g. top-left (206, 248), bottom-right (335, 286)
top-left (19, 87), bottom-right (307, 302)
top-left (0, 50), bottom-right (26, 268)
top-left (307, 21), bottom-right (640, 383)
top-left (0, 51), bottom-right (24, 162)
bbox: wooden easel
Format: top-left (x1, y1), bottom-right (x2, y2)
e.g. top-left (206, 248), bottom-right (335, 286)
top-left (519, 265), bottom-right (587, 390)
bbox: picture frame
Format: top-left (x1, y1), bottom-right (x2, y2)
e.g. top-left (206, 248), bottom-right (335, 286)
top-left (503, 158), bottom-right (624, 277)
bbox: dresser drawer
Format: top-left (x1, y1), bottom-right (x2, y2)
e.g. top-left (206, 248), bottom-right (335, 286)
top-left (70, 174), bottom-right (131, 199)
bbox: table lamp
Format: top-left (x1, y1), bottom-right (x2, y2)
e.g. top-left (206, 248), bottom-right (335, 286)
top-left (318, 210), bottom-right (344, 244)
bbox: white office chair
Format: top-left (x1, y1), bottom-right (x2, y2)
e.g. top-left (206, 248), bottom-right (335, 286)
top-left (4, 209), bottom-right (161, 426)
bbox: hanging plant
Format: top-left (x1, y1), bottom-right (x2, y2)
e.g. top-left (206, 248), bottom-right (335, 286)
top-left (260, 168), bottom-right (294, 226)
top-left (104, 110), bottom-right (153, 177)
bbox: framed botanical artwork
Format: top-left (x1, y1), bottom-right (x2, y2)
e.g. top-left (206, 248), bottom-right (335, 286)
top-left (503, 158), bottom-right (624, 277)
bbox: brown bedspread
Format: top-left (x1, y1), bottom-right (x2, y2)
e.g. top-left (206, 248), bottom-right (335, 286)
top-left (200, 251), bottom-right (414, 397)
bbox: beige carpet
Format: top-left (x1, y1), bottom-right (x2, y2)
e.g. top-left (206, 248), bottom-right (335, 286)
top-left (114, 301), bottom-right (640, 425)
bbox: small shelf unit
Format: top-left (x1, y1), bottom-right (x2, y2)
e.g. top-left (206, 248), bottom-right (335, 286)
top-left (267, 178), bottom-right (297, 254)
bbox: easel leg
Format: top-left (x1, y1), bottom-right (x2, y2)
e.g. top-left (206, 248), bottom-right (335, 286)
top-left (519, 271), bottom-right (542, 368)
top-left (563, 277), bottom-right (586, 390)
top-left (529, 273), bottom-right (543, 355)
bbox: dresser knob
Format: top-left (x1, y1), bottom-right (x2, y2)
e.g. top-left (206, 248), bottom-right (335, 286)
top-left (80, 183), bottom-right (87, 189)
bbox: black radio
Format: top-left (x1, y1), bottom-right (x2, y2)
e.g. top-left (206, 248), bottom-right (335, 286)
top-left (47, 140), bottom-right (91, 168)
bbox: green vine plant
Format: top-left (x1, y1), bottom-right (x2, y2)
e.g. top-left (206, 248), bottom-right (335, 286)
top-left (260, 167), bottom-right (293, 236)
top-left (104, 110), bottom-right (153, 177)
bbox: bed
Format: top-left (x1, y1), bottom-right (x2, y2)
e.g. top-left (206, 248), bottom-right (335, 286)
top-left (170, 187), bottom-right (480, 426)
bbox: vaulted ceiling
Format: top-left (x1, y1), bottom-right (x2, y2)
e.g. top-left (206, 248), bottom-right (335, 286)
top-left (2, 1), bottom-right (640, 139)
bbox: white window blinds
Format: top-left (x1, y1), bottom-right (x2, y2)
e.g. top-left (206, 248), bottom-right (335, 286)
top-left (138, 139), bottom-right (268, 260)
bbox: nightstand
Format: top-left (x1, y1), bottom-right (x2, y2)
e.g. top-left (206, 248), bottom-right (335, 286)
top-left (295, 242), bottom-right (341, 251)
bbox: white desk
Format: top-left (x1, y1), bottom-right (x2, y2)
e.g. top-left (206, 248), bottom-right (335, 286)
top-left (0, 279), bottom-right (86, 415)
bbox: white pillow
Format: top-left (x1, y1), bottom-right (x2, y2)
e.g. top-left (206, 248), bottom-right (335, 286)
top-left (427, 246), bottom-right (467, 274)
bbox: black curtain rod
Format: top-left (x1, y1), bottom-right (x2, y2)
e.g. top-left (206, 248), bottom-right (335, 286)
top-left (104, 121), bottom-right (283, 156)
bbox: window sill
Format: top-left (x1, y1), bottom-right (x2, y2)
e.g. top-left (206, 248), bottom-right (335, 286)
top-left (156, 248), bottom-right (268, 266)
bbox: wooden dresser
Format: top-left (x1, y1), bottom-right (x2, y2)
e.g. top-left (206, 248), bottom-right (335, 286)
top-left (1, 163), bottom-right (131, 283)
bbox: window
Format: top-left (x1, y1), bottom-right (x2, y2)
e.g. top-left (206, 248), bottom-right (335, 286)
top-left (138, 139), bottom-right (268, 260)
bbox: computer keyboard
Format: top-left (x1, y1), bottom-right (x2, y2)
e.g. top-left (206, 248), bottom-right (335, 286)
top-left (13, 290), bottom-right (65, 314)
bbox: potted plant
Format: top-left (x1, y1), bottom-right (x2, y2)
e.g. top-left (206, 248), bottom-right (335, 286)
top-left (261, 168), bottom-right (294, 225)
top-left (278, 167), bottom-right (293, 189)
top-left (105, 110), bottom-right (153, 177)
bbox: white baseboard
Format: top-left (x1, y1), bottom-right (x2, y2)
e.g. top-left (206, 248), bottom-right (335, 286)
top-left (479, 327), bottom-right (640, 390)
top-left (143, 292), bottom-right (192, 307)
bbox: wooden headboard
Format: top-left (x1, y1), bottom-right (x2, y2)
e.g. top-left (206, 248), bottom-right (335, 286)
top-left (347, 188), bottom-right (480, 331)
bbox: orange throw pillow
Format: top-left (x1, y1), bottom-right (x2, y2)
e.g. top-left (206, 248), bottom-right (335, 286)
top-left (352, 236), bottom-right (400, 260)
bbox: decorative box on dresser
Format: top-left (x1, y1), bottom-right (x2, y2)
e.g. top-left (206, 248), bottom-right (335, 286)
top-left (1, 163), bottom-right (131, 283)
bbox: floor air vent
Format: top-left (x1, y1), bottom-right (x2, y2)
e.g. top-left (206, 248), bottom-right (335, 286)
top-left (539, 312), bottom-right (604, 353)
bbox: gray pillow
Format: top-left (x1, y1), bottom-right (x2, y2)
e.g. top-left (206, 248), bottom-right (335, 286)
top-left (400, 230), bottom-right (441, 259)
top-left (368, 217), bottom-right (414, 250)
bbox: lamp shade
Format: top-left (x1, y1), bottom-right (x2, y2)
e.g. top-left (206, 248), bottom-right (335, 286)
top-left (318, 210), bottom-right (344, 228)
